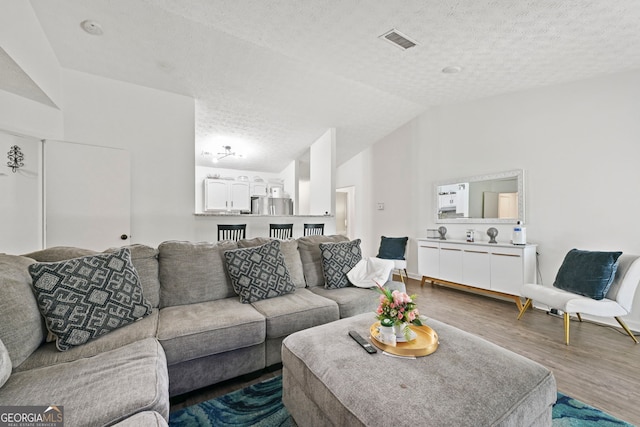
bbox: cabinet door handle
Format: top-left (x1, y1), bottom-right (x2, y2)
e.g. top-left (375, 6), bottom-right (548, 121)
top-left (493, 253), bottom-right (521, 258)
top-left (465, 250), bottom-right (488, 254)
top-left (420, 245), bottom-right (438, 249)
top-left (441, 248), bottom-right (462, 251)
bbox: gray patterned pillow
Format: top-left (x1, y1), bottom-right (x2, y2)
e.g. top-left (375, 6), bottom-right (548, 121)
top-left (224, 240), bottom-right (296, 303)
top-left (319, 239), bottom-right (362, 289)
top-left (28, 248), bottom-right (152, 351)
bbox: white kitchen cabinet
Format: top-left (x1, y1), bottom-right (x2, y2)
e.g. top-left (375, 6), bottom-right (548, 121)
top-left (438, 193), bottom-right (457, 210)
top-left (417, 238), bottom-right (537, 310)
top-left (204, 179), bottom-right (250, 212)
top-left (250, 182), bottom-right (267, 196)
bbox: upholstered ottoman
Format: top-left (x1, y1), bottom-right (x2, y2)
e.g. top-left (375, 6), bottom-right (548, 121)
top-left (282, 313), bottom-right (556, 427)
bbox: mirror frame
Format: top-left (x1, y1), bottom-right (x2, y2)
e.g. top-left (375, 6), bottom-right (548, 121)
top-left (434, 169), bottom-right (525, 224)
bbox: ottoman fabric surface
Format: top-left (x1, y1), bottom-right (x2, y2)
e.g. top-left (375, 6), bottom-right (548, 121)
top-left (282, 313), bottom-right (556, 427)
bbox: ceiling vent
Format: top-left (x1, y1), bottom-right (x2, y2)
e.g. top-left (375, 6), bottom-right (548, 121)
top-left (379, 29), bottom-right (418, 50)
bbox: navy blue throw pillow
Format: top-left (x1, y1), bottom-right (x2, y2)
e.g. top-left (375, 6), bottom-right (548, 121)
top-left (553, 249), bottom-right (623, 300)
top-left (376, 236), bottom-right (408, 260)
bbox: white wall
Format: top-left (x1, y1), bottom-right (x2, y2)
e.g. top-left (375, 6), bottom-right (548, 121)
top-left (336, 148), bottom-right (375, 256)
top-left (0, 2), bottom-right (61, 254)
top-left (360, 69), bottom-right (640, 329)
top-left (0, 1), bottom-right (62, 139)
top-left (0, 132), bottom-right (42, 254)
top-left (309, 128), bottom-right (335, 216)
top-left (0, 0), bottom-right (62, 108)
top-left (280, 160), bottom-right (296, 208)
top-left (0, 91), bottom-right (62, 140)
top-left (60, 69), bottom-right (197, 247)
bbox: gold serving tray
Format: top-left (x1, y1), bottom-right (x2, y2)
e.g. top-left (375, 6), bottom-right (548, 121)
top-left (369, 322), bottom-right (439, 357)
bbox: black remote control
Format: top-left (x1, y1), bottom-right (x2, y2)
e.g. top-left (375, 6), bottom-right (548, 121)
top-left (349, 330), bottom-right (377, 354)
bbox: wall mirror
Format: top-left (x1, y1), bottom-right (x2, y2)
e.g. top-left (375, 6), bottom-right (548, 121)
top-left (434, 169), bottom-right (525, 224)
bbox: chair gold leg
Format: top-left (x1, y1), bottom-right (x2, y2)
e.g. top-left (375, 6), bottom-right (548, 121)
top-left (564, 313), bottom-right (570, 345)
top-left (517, 299), bottom-right (532, 320)
top-left (576, 313), bottom-right (583, 322)
top-left (614, 317), bottom-right (639, 344)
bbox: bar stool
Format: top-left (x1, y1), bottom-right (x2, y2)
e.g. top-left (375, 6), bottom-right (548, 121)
top-left (303, 223), bottom-right (324, 236)
top-left (217, 224), bottom-right (246, 241)
top-left (269, 223), bottom-right (293, 239)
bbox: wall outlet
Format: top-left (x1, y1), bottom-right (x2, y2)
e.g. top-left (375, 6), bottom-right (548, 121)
top-left (377, 203), bottom-right (384, 210)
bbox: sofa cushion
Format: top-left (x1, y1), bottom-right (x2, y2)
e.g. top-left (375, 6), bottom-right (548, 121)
top-left (158, 240), bottom-right (237, 307)
top-left (0, 254), bottom-right (46, 367)
top-left (238, 237), bottom-right (306, 288)
top-left (15, 310), bottom-right (159, 372)
top-left (106, 244), bottom-right (161, 308)
top-left (376, 236), bottom-right (408, 260)
top-left (22, 246), bottom-right (99, 262)
top-left (553, 249), bottom-right (623, 300)
top-left (28, 248), bottom-right (152, 351)
top-left (224, 240), bottom-right (296, 303)
top-left (319, 239), bottom-right (362, 289)
top-left (309, 286), bottom-right (378, 318)
top-left (297, 235), bottom-right (349, 288)
top-left (157, 298), bottom-right (265, 365)
top-left (250, 288), bottom-right (339, 338)
top-left (0, 337), bottom-right (169, 426)
top-left (0, 338), bottom-right (10, 388)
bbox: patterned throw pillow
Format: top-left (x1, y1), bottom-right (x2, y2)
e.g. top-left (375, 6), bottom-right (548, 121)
top-left (224, 240), bottom-right (296, 303)
top-left (28, 248), bottom-right (152, 351)
top-left (319, 239), bottom-right (362, 289)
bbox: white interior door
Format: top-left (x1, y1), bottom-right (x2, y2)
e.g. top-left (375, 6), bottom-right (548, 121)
top-left (498, 192), bottom-right (518, 219)
top-left (44, 140), bottom-right (130, 250)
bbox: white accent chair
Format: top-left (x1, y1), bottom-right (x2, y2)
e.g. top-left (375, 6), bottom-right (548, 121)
top-left (518, 254), bottom-right (640, 345)
top-left (376, 236), bottom-right (409, 285)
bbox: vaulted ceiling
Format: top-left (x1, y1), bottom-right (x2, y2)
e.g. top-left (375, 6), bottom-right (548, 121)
top-left (13, 1), bottom-right (640, 171)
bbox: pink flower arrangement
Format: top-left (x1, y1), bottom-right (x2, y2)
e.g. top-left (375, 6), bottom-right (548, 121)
top-left (375, 282), bottom-right (422, 327)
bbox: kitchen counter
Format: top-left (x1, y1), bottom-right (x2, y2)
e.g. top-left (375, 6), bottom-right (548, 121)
top-left (192, 214), bottom-right (337, 240)
top-left (194, 213), bottom-right (332, 217)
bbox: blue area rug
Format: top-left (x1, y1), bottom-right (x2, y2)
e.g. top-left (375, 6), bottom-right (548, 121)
top-left (169, 376), bottom-right (634, 427)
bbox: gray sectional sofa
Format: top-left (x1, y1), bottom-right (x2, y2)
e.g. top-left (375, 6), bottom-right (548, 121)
top-left (0, 235), bottom-right (392, 426)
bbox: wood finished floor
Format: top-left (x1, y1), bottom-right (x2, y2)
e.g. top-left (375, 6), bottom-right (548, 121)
top-left (170, 277), bottom-right (640, 425)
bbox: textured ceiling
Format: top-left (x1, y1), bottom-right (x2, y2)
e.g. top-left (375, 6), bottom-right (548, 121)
top-left (25, 0), bottom-right (640, 172)
top-left (0, 47), bottom-right (58, 108)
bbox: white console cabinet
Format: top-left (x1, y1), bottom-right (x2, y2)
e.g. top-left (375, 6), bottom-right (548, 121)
top-left (417, 239), bottom-right (537, 310)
